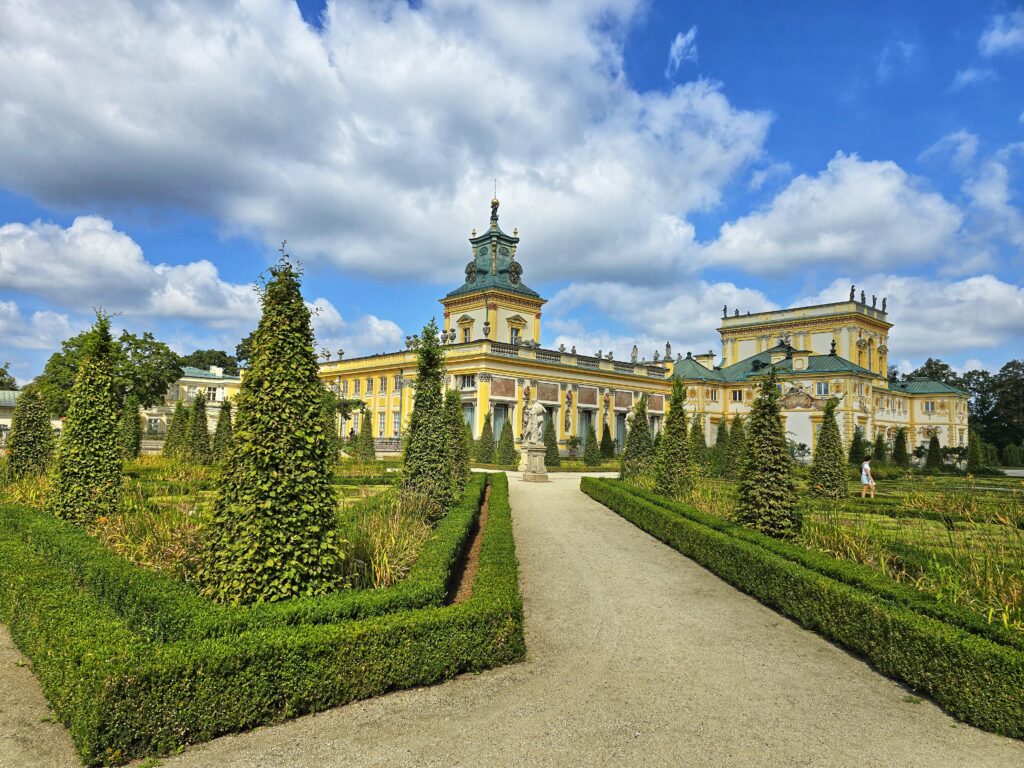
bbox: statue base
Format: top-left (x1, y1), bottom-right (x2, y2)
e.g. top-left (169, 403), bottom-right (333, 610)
top-left (520, 444), bottom-right (548, 482)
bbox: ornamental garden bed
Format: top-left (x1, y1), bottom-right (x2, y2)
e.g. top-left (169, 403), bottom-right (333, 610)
top-left (581, 477), bottom-right (1024, 739)
top-left (0, 471), bottom-right (524, 766)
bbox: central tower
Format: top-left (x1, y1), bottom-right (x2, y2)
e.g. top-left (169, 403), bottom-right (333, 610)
top-left (440, 199), bottom-right (545, 345)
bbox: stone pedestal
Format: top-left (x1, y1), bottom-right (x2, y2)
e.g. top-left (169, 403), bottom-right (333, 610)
top-left (520, 444), bottom-right (548, 482)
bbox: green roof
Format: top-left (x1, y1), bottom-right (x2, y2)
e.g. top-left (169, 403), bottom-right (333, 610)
top-left (444, 202), bottom-right (541, 301)
top-left (889, 377), bottom-right (968, 395)
top-left (0, 390), bottom-right (18, 408)
top-left (180, 366), bottom-right (240, 381)
top-left (673, 344), bottom-right (878, 384)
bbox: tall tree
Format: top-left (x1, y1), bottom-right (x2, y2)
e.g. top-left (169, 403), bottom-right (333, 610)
top-left (600, 422), bottom-right (615, 459)
top-left (966, 429), bottom-right (985, 474)
top-left (892, 426), bottom-right (910, 468)
top-left (654, 379), bottom-right (690, 497)
top-left (711, 419), bottom-right (730, 476)
top-left (235, 331), bottom-right (256, 369)
top-left (444, 390), bottom-right (471, 489)
top-left (810, 397), bottom-right (846, 499)
top-left (583, 422), bottom-right (601, 467)
top-left (162, 401), bottom-right (189, 458)
top-left (48, 314), bottom-right (123, 523)
top-left (179, 349), bottom-right (240, 376)
top-left (872, 431), bottom-right (888, 464)
top-left (199, 255), bottom-right (344, 604)
top-left (924, 434), bottom-right (944, 471)
top-left (542, 417), bottom-right (560, 467)
top-left (185, 390), bottom-right (211, 464)
top-left (735, 369), bottom-right (799, 539)
top-left (726, 414), bottom-right (747, 479)
top-left (688, 413), bottom-right (708, 475)
top-left (0, 361), bottom-right (17, 390)
top-left (477, 411), bottom-right (495, 463)
top-left (403, 319), bottom-right (457, 510)
top-left (847, 426), bottom-right (868, 466)
top-left (905, 358), bottom-right (960, 386)
top-left (621, 394), bottom-right (655, 482)
top-left (496, 418), bottom-right (518, 465)
top-left (118, 393), bottom-right (143, 460)
top-left (212, 400), bottom-right (234, 461)
top-left (353, 408), bottom-right (376, 462)
top-left (6, 387), bottom-right (54, 479)
top-left (993, 360), bottom-right (1024, 448)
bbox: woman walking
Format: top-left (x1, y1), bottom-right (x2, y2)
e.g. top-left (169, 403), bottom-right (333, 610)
top-left (860, 455), bottom-right (875, 499)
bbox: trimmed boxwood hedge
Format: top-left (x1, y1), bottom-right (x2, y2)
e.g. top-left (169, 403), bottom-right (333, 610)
top-left (0, 472), bottom-right (523, 765)
top-left (0, 474), bottom-right (487, 642)
top-left (581, 477), bottom-right (1024, 738)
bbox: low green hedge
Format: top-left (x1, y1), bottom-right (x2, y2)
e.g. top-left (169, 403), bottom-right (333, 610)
top-left (0, 473), bottom-right (523, 766)
top-left (1, 475), bottom-right (486, 641)
top-left (581, 478), bottom-right (1024, 738)
top-left (331, 473), bottom-right (401, 485)
top-left (622, 482), bottom-right (1024, 652)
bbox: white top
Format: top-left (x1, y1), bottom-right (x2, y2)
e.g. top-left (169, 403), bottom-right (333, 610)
top-left (861, 461), bottom-right (871, 482)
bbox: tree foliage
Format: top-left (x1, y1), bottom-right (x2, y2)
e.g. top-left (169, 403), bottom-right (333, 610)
top-left (212, 400), bottom-right (234, 460)
top-left (496, 417), bottom-right (518, 465)
top-left (810, 397), bottom-right (846, 499)
top-left (48, 313), bottom-right (123, 523)
top-left (688, 413), bottom-right (708, 475)
top-left (0, 361), bottom-right (17, 390)
top-left (583, 422), bottom-right (601, 466)
top-left (892, 427), bottom-right (910, 468)
top-left (185, 390), bottom-right (211, 465)
top-left (925, 434), bottom-right (944, 470)
top-left (872, 431), bottom-right (888, 464)
top-left (179, 349), bottom-right (239, 376)
top-left (352, 408), bottom-right (377, 462)
top-left (444, 390), bottom-right (471, 487)
top-left (6, 387), bottom-right (55, 479)
top-left (600, 422), bottom-right (615, 458)
top-left (966, 429), bottom-right (985, 474)
top-left (198, 256), bottom-right (343, 604)
top-left (847, 426), bottom-right (868, 466)
top-left (476, 411), bottom-right (495, 463)
top-left (542, 417), bottom-right (560, 466)
top-left (654, 379), bottom-right (690, 496)
top-left (726, 414), bottom-right (747, 479)
top-left (118, 393), bottom-right (142, 460)
top-left (735, 369), bottom-right (799, 539)
top-left (162, 401), bottom-right (189, 458)
top-left (621, 394), bottom-right (655, 482)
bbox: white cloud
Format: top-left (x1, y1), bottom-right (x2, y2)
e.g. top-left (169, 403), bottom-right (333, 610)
top-left (950, 67), bottom-right (998, 91)
top-left (747, 161), bottom-right (793, 191)
top-left (979, 8), bottom-right (1024, 57)
top-left (876, 40), bottom-right (915, 82)
top-left (0, 300), bottom-right (74, 350)
top-left (665, 26), bottom-right (698, 79)
top-left (702, 152), bottom-right (963, 274)
top-left (0, 0), bottom-right (769, 285)
top-left (793, 274), bottom-right (1024, 360)
top-left (918, 130), bottom-right (979, 171)
top-left (963, 144), bottom-right (1024, 249)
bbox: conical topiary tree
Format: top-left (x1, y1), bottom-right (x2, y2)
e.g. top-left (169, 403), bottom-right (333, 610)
top-left (711, 419), bottom-right (730, 477)
top-left (496, 418), bottom-right (517, 465)
top-left (735, 368), bottom-right (799, 539)
top-left (727, 414), bottom-right (747, 480)
top-left (654, 378), bottom-right (690, 497)
top-left (892, 426), bottom-right (910, 468)
top-left (600, 422), bottom-right (615, 459)
top-left (542, 417), bottom-right (560, 467)
top-left (583, 422), bottom-right (601, 466)
top-left (476, 411), bottom-right (495, 463)
top-left (689, 413), bottom-right (708, 475)
top-left (403, 318), bottom-right (457, 510)
top-left (48, 313), bottom-right (123, 523)
top-left (621, 394), bottom-right (655, 482)
top-left (444, 389), bottom-right (470, 492)
top-left (966, 429), bottom-right (984, 473)
top-left (163, 401), bottom-right (189, 459)
top-left (353, 408), bottom-right (376, 462)
top-left (873, 432), bottom-right (888, 464)
top-left (7, 387), bottom-right (55, 480)
top-left (848, 426), bottom-right (867, 466)
top-left (925, 434), bottom-right (943, 471)
top-left (118, 393), bottom-right (142, 460)
top-left (198, 255), bottom-right (343, 604)
top-left (212, 400), bottom-right (234, 462)
top-left (185, 390), bottom-right (211, 464)
top-left (810, 397), bottom-right (846, 499)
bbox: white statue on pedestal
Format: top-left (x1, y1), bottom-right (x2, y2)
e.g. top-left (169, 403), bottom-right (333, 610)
top-left (521, 399), bottom-right (546, 446)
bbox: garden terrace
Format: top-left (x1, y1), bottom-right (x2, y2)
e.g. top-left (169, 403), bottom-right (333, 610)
top-left (0, 472), bottom-right (523, 766)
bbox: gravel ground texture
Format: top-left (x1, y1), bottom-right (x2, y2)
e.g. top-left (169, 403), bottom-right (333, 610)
top-left (2, 470), bottom-right (1023, 768)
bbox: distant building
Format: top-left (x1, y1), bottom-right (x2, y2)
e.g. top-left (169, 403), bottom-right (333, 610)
top-left (141, 366), bottom-right (242, 437)
top-left (317, 201), bottom-right (968, 460)
top-left (0, 390), bottom-right (63, 449)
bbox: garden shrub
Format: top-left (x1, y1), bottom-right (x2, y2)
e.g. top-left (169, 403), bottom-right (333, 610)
top-left (688, 413), bottom-right (707, 474)
top-left (581, 477), bottom-right (1024, 738)
top-left (809, 397), bottom-right (845, 499)
top-left (925, 434), bottom-right (944, 470)
top-left (872, 431), bottom-right (888, 464)
top-left (542, 418), bottom-right (560, 466)
top-left (118, 394), bottom-right (142, 460)
top-left (620, 394), bottom-right (654, 482)
top-left (185, 390), bottom-right (211, 465)
top-left (892, 426), bottom-right (910, 468)
top-left (6, 386), bottom-right (55, 479)
top-left (966, 429), bottom-right (985, 474)
top-left (847, 426), bottom-right (867, 466)
top-left (162, 401), bottom-right (189, 458)
top-left (444, 388), bottom-right (471, 496)
top-left (600, 422), bottom-right (615, 459)
top-left (654, 378), bottom-right (689, 497)
top-left (198, 256), bottom-right (344, 605)
top-left (495, 418), bottom-right (518, 466)
top-left (48, 313), bottom-right (124, 524)
top-left (726, 414), bottom-right (746, 480)
top-left (211, 400), bottom-right (233, 461)
top-left (476, 412), bottom-right (495, 463)
top-left (583, 423), bottom-right (601, 467)
top-left (353, 409), bottom-right (376, 462)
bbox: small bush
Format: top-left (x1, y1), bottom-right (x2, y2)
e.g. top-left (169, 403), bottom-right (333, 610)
top-left (495, 418), bottom-right (518, 466)
top-left (6, 387), bottom-right (55, 479)
top-left (476, 411), bottom-right (495, 464)
top-left (543, 418), bottom-right (560, 467)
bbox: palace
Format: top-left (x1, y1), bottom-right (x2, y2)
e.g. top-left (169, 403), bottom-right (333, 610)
top-left (318, 200), bottom-right (968, 458)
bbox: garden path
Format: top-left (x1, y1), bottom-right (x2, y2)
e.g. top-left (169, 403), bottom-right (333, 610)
top-left (3, 471), bottom-right (1024, 767)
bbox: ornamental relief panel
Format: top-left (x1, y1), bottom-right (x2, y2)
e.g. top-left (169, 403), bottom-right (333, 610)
top-left (578, 386), bottom-right (598, 407)
top-left (615, 391), bottom-right (633, 409)
top-left (491, 376), bottom-right (516, 398)
top-left (780, 384), bottom-right (829, 411)
top-left (537, 382), bottom-right (559, 403)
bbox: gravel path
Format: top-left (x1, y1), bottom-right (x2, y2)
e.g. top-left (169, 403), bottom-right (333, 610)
top-left (3, 471), bottom-right (1023, 767)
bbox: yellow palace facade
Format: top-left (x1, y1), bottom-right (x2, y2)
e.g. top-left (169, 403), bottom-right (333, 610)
top-left (318, 201), bottom-right (967, 458)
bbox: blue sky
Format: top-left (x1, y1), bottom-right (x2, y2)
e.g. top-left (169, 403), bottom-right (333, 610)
top-left (1, 0), bottom-right (1022, 384)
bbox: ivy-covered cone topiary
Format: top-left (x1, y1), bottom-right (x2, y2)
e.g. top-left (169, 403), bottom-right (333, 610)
top-left (925, 434), bottom-right (944, 470)
top-left (966, 429), bottom-right (985, 473)
top-left (688, 413), bottom-right (708, 475)
top-left (892, 426), bottom-right (910, 468)
top-left (7, 386), bottom-right (55, 479)
top-left (848, 426), bottom-right (867, 466)
top-left (654, 378), bottom-right (690, 497)
top-left (495, 418), bottom-right (517, 465)
top-left (873, 432), bottom-right (888, 464)
top-left (726, 414), bottom-right (747, 479)
top-left (212, 399), bottom-right (234, 461)
top-left (403, 319), bottom-right (457, 510)
top-left (444, 388), bottom-right (470, 491)
top-left (735, 368), bottom-right (800, 539)
top-left (476, 411), bottom-right (495, 463)
top-left (186, 390), bottom-right (212, 465)
top-left (810, 397), bottom-right (846, 499)
top-left (198, 256), bottom-right (343, 604)
top-left (600, 422), bottom-right (615, 458)
top-left (48, 314), bottom-right (123, 523)
top-left (620, 394), bottom-right (654, 482)
top-left (162, 401), bottom-right (189, 458)
top-left (353, 409), bottom-right (376, 462)
top-left (583, 423), bottom-right (601, 466)
top-left (542, 418), bottom-right (560, 467)
top-left (118, 393), bottom-right (142, 459)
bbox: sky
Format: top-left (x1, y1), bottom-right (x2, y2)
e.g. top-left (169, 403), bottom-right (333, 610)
top-left (1, 0), bottom-right (1022, 385)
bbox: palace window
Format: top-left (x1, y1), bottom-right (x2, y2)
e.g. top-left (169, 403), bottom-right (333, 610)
top-left (378, 412), bottom-right (385, 436)
top-left (816, 382), bottom-right (829, 396)
top-left (353, 379), bottom-right (360, 396)
top-left (352, 411), bottom-right (360, 432)
top-left (206, 386), bottom-right (218, 402)
top-left (510, 327), bottom-right (521, 345)
top-left (463, 327), bottom-right (471, 343)
top-left (379, 376), bottom-right (387, 393)
top-left (457, 374), bottom-right (477, 390)
top-left (924, 401), bottom-right (936, 413)
top-left (392, 412), bottom-right (401, 436)
top-left (339, 380), bottom-right (348, 396)
top-left (709, 389), bottom-right (718, 402)
top-left (366, 378), bottom-right (373, 395)
top-left (393, 375), bottom-right (401, 390)
top-left (731, 390), bottom-right (743, 402)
